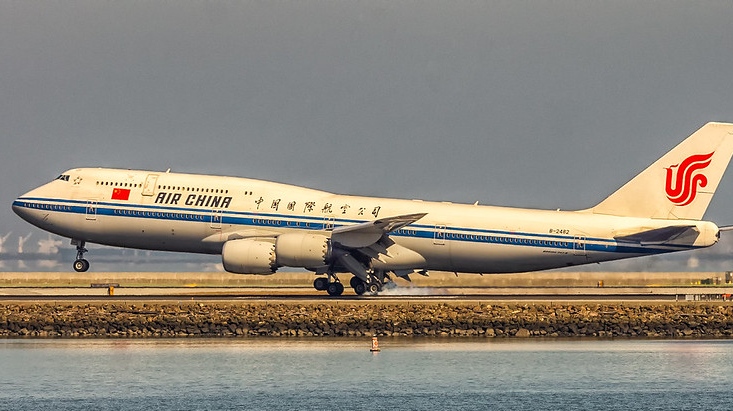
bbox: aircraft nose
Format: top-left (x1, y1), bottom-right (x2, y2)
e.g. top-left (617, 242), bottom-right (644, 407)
top-left (12, 187), bottom-right (41, 223)
top-left (12, 196), bottom-right (31, 222)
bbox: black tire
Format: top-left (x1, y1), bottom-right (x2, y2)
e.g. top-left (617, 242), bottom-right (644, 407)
top-left (327, 282), bottom-right (344, 296)
top-left (73, 259), bottom-right (90, 272)
top-left (313, 277), bottom-right (329, 291)
top-left (349, 276), bottom-right (362, 288)
top-left (368, 283), bottom-right (380, 294)
top-left (353, 281), bottom-right (367, 295)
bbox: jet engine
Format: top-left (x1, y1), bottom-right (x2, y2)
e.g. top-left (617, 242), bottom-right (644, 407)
top-left (275, 232), bottom-right (331, 268)
top-left (221, 233), bottom-right (331, 274)
top-left (221, 239), bottom-right (277, 274)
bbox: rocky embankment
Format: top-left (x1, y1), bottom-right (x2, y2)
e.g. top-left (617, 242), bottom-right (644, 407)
top-left (1, 303), bottom-right (732, 338)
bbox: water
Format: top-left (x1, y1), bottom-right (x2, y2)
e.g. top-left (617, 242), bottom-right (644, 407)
top-left (1, 338), bottom-right (732, 410)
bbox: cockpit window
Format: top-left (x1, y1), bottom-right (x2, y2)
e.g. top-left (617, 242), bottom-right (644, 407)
top-left (56, 174), bottom-right (70, 182)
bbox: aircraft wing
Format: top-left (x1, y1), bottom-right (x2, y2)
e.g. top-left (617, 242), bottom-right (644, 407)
top-left (202, 213), bottom-right (427, 248)
top-left (614, 225), bottom-right (699, 246)
top-left (331, 213), bottom-right (428, 282)
top-left (206, 213), bottom-right (428, 281)
top-left (331, 213), bottom-right (427, 248)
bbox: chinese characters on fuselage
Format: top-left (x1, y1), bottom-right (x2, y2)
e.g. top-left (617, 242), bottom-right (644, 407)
top-left (154, 191), bottom-right (382, 217)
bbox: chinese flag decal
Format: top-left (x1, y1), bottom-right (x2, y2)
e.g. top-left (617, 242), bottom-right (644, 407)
top-left (111, 188), bottom-right (131, 200)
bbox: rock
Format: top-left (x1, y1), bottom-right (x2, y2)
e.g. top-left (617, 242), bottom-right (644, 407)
top-left (515, 328), bottom-right (531, 338)
top-left (1, 302), bottom-right (732, 339)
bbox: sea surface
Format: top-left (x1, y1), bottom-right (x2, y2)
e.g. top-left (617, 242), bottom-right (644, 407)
top-left (0, 338), bottom-right (732, 410)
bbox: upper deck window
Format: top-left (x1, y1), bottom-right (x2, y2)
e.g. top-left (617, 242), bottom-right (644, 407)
top-left (56, 174), bottom-right (70, 182)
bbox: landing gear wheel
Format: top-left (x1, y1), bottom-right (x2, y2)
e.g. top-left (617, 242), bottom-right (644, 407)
top-left (313, 277), bottom-right (329, 291)
top-left (73, 240), bottom-right (89, 272)
top-left (73, 259), bottom-right (90, 272)
top-left (327, 282), bottom-right (344, 296)
top-left (353, 281), bottom-right (367, 296)
top-left (349, 276), bottom-right (361, 290)
top-left (367, 283), bottom-right (380, 294)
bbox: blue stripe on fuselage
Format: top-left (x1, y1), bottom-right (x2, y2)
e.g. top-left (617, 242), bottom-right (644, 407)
top-left (12, 197), bottom-right (695, 256)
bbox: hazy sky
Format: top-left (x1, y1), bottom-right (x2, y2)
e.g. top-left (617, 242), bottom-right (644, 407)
top-left (2, 2), bottom-right (733, 245)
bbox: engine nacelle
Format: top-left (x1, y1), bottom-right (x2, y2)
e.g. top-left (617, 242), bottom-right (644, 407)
top-left (371, 242), bottom-right (427, 271)
top-left (222, 239), bottom-right (277, 274)
top-left (275, 232), bottom-right (330, 268)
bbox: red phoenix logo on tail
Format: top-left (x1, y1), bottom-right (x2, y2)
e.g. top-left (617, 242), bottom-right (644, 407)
top-left (665, 152), bottom-right (714, 206)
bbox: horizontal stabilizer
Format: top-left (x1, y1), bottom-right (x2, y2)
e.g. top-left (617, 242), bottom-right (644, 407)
top-left (615, 225), bottom-right (698, 246)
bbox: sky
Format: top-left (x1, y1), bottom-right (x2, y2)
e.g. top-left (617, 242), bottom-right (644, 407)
top-left (1, 1), bottom-right (733, 267)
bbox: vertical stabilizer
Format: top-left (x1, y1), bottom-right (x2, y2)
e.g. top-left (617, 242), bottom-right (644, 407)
top-left (591, 122), bottom-right (733, 220)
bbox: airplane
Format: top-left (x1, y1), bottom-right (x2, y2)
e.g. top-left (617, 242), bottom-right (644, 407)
top-left (12, 122), bottom-right (733, 295)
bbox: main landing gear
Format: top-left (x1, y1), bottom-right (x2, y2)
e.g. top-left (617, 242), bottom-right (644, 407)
top-left (350, 276), bottom-right (378, 295)
top-left (72, 240), bottom-right (90, 272)
top-left (313, 274), bottom-right (344, 296)
top-left (350, 270), bottom-right (390, 296)
top-left (313, 270), bottom-right (392, 296)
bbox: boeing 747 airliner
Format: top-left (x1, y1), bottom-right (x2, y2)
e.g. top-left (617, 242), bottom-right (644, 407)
top-left (12, 122), bottom-right (733, 295)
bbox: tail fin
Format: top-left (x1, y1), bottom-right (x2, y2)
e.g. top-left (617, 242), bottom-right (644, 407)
top-left (591, 122), bottom-right (733, 220)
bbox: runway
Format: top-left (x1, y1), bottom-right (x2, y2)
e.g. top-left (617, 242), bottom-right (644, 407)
top-left (0, 286), bottom-right (730, 303)
top-left (1, 271), bottom-right (732, 303)
top-left (0, 293), bottom-right (681, 302)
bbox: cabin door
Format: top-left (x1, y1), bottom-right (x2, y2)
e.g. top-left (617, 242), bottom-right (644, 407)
top-left (85, 200), bottom-right (98, 221)
top-left (324, 216), bottom-right (335, 231)
top-left (210, 210), bottom-right (222, 229)
top-left (434, 225), bottom-right (447, 245)
top-left (142, 174), bottom-right (159, 197)
top-left (573, 236), bottom-right (586, 256)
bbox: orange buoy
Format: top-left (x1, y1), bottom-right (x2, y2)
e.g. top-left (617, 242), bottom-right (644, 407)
top-left (370, 336), bottom-right (381, 352)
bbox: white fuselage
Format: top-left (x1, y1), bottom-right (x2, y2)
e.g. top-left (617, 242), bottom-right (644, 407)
top-left (12, 167), bottom-right (719, 274)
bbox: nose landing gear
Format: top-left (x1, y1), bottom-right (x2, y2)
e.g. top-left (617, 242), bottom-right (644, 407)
top-left (72, 240), bottom-right (90, 272)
